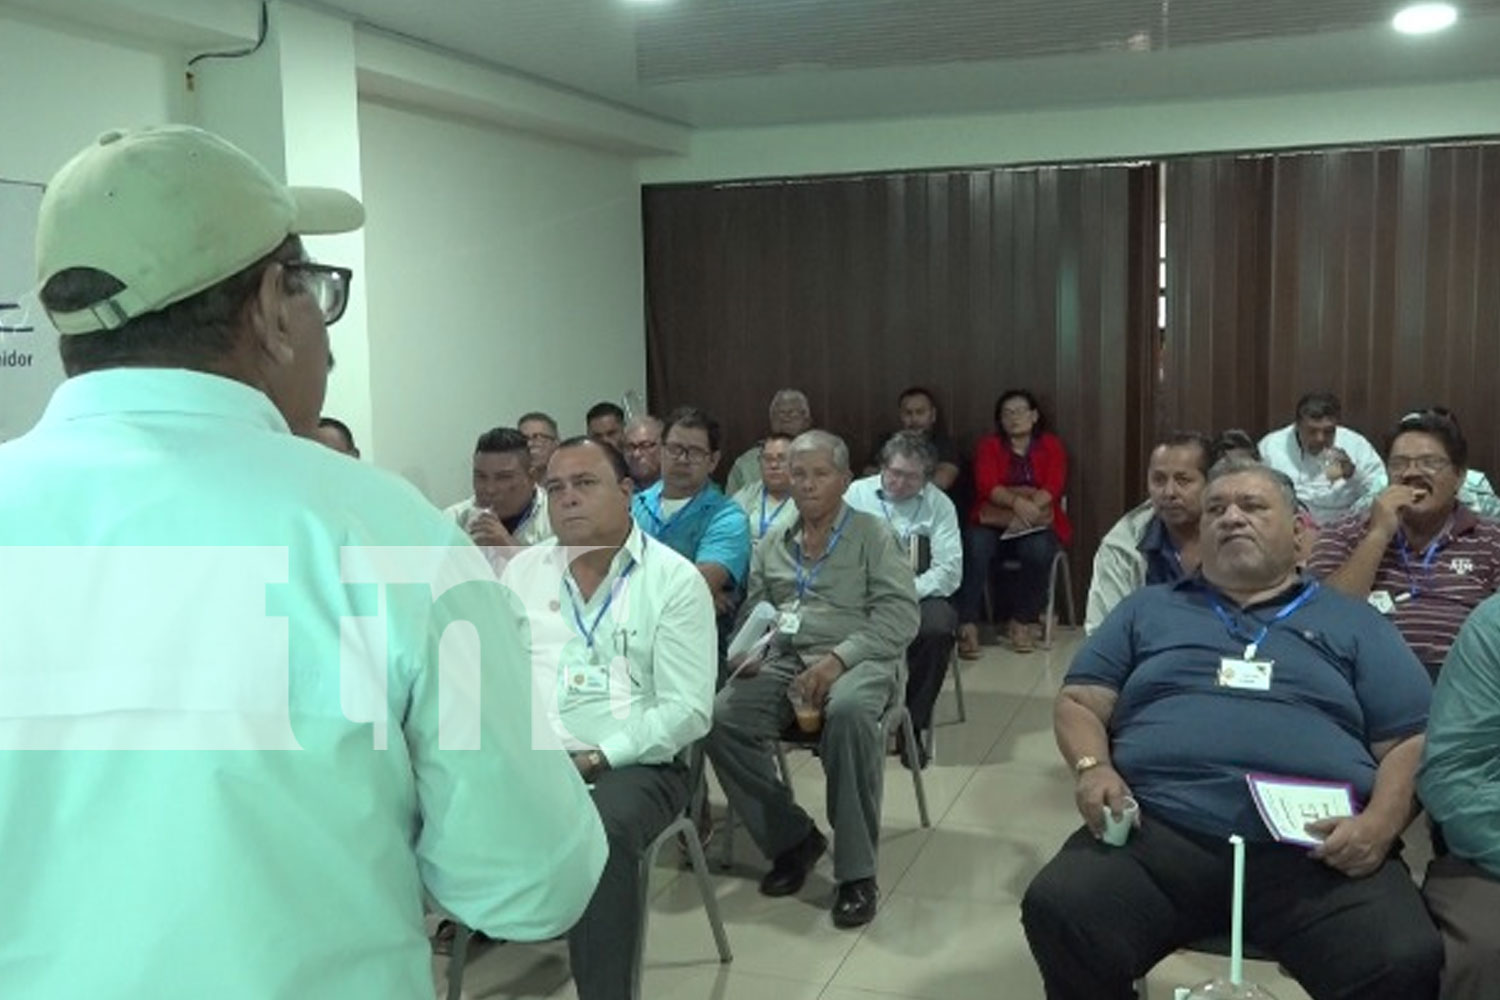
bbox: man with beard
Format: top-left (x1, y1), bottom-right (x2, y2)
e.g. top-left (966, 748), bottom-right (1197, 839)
top-left (1310, 409), bottom-right (1500, 677)
top-left (1022, 459), bottom-right (1440, 1000)
top-left (1085, 432), bottom-right (1212, 633)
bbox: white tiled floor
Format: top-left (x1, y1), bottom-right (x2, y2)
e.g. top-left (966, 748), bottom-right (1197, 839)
top-left (438, 631), bottom-right (1317, 1000)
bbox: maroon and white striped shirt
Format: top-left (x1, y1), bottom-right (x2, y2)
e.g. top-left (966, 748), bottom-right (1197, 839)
top-left (1309, 505), bottom-right (1500, 670)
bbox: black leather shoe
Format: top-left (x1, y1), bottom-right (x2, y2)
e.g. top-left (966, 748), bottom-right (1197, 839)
top-left (896, 729), bottom-right (931, 771)
top-left (832, 877), bottom-right (879, 928)
top-left (758, 827), bottom-right (828, 897)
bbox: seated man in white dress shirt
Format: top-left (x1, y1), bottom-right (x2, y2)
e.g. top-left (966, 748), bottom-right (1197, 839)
top-left (502, 437), bottom-right (717, 1000)
top-left (844, 431), bottom-right (962, 766)
top-left (1258, 391), bottom-right (1386, 526)
top-left (445, 427), bottom-right (553, 550)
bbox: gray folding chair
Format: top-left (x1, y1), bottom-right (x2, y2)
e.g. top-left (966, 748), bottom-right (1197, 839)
top-left (1042, 548), bottom-right (1077, 648)
top-left (445, 757), bottom-right (731, 1000)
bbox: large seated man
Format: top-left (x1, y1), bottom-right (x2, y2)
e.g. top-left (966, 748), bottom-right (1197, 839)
top-left (708, 430), bottom-right (919, 929)
top-left (1022, 459), bottom-right (1441, 1000)
top-left (1310, 410), bottom-right (1500, 676)
top-left (1085, 432), bottom-right (1212, 632)
top-left (445, 427), bottom-right (553, 549)
top-left (631, 407), bottom-right (751, 619)
top-left (1418, 595), bottom-right (1500, 1000)
top-left (1259, 391), bottom-right (1386, 525)
top-left (503, 437), bottom-right (716, 1000)
top-left (844, 430), bottom-right (962, 764)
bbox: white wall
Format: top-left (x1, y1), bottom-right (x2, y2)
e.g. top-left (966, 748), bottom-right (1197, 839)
top-left (0, 9), bottom-right (180, 185)
top-left (641, 77), bottom-right (1500, 183)
top-left (358, 99), bottom-right (646, 505)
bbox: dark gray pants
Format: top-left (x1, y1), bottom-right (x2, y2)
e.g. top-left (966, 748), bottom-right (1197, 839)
top-left (707, 653), bottom-right (899, 882)
top-left (568, 762), bottom-right (689, 1000)
top-left (1423, 854), bottom-right (1500, 1000)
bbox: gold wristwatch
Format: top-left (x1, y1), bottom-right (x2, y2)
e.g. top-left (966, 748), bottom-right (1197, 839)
top-left (1073, 755), bottom-right (1103, 776)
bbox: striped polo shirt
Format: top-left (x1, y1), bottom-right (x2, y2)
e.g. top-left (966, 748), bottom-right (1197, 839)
top-left (1309, 504), bottom-right (1500, 670)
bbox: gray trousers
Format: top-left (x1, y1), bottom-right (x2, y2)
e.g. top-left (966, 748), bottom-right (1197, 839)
top-left (707, 653), bottom-right (899, 883)
top-left (1423, 854), bottom-right (1500, 1000)
top-left (568, 762), bottom-right (689, 1000)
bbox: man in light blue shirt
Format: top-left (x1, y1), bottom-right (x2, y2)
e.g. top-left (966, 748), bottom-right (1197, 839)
top-left (631, 406), bottom-right (751, 622)
top-left (0, 126), bottom-right (606, 1000)
top-left (504, 437), bottom-right (716, 1000)
top-left (844, 431), bottom-right (962, 764)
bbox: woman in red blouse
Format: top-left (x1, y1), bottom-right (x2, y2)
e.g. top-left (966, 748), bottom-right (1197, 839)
top-left (957, 389), bottom-right (1071, 656)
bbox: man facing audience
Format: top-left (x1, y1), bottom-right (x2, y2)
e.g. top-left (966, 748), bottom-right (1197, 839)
top-left (1022, 459), bottom-right (1440, 1000)
top-left (0, 125), bottom-right (605, 999)
top-left (844, 431), bottom-right (962, 765)
top-left (1085, 432), bottom-right (1211, 632)
top-left (585, 401), bottom-right (625, 450)
top-left (446, 427), bottom-right (553, 548)
top-left (725, 388), bottom-right (813, 495)
top-left (732, 432), bottom-right (798, 544)
top-left (1310, 410), bottom-right (1500, 676)
top-left (621, 414), bottom-right (663, 489)
top-left (709, 431), bottom-right (919, 928)
top-left (502, 437), bottom-right (715, 1000)
top-left (1417, 594), bottom-right (1500, 1000)
top-left (519, 411), bottom-right (560, 484)
top-left (1259, 391), bottom-right (1386, 525)
top-left (631, 407), bottom-right (750, 617)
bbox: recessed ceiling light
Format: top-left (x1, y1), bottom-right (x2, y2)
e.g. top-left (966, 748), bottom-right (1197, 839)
top-left (1393, 3), bottom-right (1459, 35)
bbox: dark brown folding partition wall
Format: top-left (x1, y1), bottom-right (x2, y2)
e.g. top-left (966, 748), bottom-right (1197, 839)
top-left (643, 165), bottom-right (1158, 598)
top-left (1163, 144), bottom-right (1500, 477)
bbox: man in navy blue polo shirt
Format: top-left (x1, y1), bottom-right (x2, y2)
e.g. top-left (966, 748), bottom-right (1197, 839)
top-left (1022, 459), bottom-right (1440, 1000)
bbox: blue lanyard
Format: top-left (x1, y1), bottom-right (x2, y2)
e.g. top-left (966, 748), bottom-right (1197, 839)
top-left (759, 487), bottom-right (790, 537)
top-left (1396, 520), bottom-right (1450, 598)
top-left (648, 489), bottom-right (699, 538)
top-left (877, 491), bottom-right (924, 546)
top-left (566, 557), bottom-right (638, 654)
top-left (1210, 581), bottom-right (1319, 658)
top-left (794, 508), bottom-right (853, 603)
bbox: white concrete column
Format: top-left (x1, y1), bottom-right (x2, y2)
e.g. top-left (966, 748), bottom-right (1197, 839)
top-left (190, 1), bottom-right (374, 460)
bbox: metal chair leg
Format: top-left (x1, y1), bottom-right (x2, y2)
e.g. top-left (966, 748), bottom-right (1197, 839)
top-left (899, 708), bottom-right (932, 828)
top-left (638, 815), bottom-right (732, 1000)
top-left (950, 645), bottom-right (967, 723)
top-left (446, 925), bottom-right (473, 1000)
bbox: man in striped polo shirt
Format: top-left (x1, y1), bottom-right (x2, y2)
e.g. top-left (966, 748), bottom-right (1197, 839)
top-left (1310, 409), bottom-right (1500, 676)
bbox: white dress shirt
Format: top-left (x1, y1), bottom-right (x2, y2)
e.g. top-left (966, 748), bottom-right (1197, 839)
top-left (445, 485), bottom-right (553, 546)
top-left (501, 525), bottom-right (716, 767)
top-left (732, 482), bottom-right (799, 543)
top-left (1258, 423), bottom-right (1387, 525)
top-left (843, 474), bottom-right (963, 599)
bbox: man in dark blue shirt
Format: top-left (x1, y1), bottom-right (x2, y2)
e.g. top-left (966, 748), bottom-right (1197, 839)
top-left (1022, 459), bottom-right (1441, 1000)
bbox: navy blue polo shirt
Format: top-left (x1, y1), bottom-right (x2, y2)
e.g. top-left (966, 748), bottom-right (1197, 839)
top-left (1067, 575), bottom-right (1431, 840)
top-left (1138, 515), bottom-right (1188, 587)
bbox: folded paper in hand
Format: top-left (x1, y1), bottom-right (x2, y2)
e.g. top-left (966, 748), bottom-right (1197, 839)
top-left (1246, 772), bottom-right (1358, 847)
top-left (725, 601), bottom-right (779, 680)
top-left (1000, 520), bottom-right (1048, 540)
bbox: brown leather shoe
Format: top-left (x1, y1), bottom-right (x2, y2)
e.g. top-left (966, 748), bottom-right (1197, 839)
top-left (957, 623), bottom-right (982, 660)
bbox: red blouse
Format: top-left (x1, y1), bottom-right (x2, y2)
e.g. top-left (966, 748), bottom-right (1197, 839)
top-left (969, 431), bottom-right (1072, 546)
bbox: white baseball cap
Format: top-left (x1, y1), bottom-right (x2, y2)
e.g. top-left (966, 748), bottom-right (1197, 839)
top-left (36, 125), bottom-right (364, 335)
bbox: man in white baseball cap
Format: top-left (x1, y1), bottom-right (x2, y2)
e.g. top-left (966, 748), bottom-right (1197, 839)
top-left (0, 126), bottom-right (606, 999)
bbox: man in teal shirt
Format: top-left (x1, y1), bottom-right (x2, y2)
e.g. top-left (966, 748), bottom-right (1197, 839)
top-left (0, 126), bottom-right (606, 1000)
top-left (1419, 594), bottom-right (1500, 1000)
top-left (631, 406), bottom-right (751, 618)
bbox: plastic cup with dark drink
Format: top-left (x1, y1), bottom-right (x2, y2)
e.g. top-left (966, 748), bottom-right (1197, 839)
top-left (788, 685), bottom-right (822, 734)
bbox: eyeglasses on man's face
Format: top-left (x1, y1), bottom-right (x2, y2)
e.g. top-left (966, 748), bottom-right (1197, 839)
top-left (664, 443), bottom-right (712, 464)
top-left (285, 262), bottom-right (354, 326)
top-left (1387, 455), bottom-right (1452, 476)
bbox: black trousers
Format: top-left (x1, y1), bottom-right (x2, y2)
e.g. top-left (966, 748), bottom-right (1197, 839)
top-left (906, 597), bottom-right (957, 732)
top-left (956, 525), bottom-right (1059, 625)
top-left (568, 762), bottom-right (690, 1000)
top-left (1021, 820), bottom-right (1442, 1000)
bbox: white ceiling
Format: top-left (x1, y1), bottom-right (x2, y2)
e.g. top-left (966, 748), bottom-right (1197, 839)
top-left (309, 0), bottom-right (1500, 127)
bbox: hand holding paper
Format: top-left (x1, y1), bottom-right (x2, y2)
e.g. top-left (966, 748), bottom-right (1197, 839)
top-left (1305, 813), bottom-right (1396, 879)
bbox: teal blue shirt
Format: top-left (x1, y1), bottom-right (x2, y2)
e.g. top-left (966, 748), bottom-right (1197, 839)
top-left (0, 370), bottom-right (606, 999)
top-left (631, 480), bottom-right (750, 587)
top-left (1420, 594), bottom-right (1500, 879)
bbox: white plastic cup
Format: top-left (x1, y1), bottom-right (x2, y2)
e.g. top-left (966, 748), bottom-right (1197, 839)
top-left (1101, 796), bottom-right (1139, 847)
